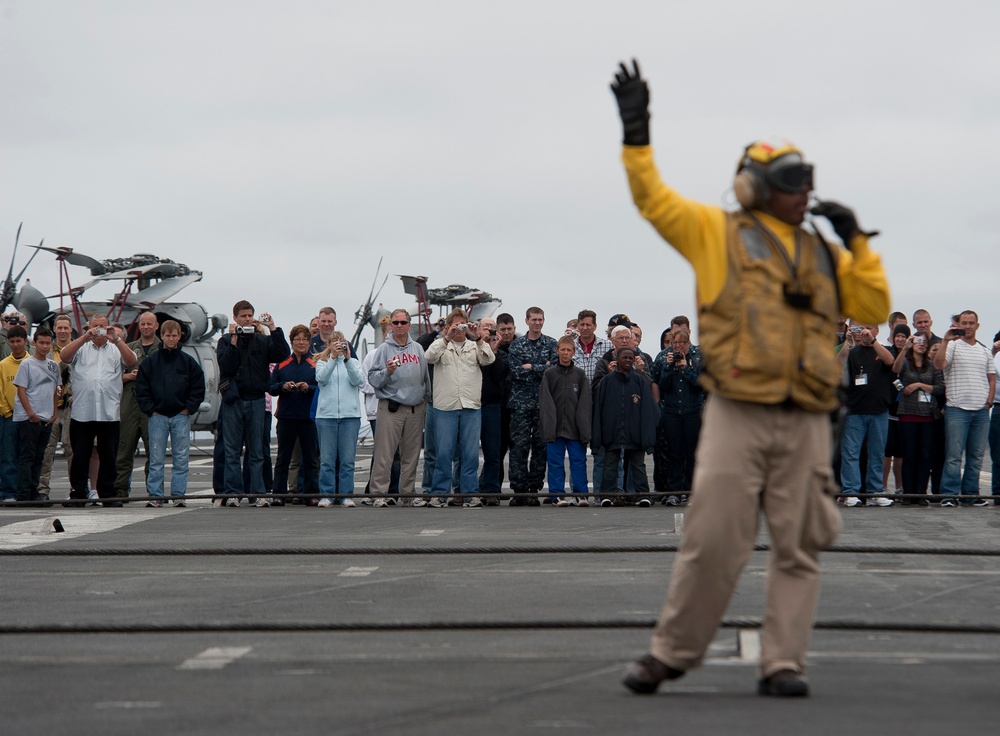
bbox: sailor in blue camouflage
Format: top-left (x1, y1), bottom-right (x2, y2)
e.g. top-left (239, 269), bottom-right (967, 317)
top-left (506, 308), bottom-right (558, 503)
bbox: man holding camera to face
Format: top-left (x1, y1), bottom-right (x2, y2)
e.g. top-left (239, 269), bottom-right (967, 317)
top-left (933, 310), bottom-right (996, 507)
top-left (840, 322), bottom-right (896, 507)
top-left (57, 314), bottom-right (138, 506)
top-left (216, 300), bottom-right (290, 507)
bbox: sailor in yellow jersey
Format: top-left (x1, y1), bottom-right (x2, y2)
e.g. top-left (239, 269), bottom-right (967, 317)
top-left (611, 60), bottom-right (890, 698)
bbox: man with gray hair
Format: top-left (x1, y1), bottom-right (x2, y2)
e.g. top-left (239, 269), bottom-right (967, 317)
top-left (58, 314), bottom-right (137, 506)
top-left (366, 309), bottom-right (430, 507)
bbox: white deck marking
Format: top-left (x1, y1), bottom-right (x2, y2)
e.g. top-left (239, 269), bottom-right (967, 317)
top-left (177, 646), bottom-right (252, 670)
top-left (738, 629), bottom-right (761, 662)
top-left (0, 510), bottom-right (186, 550)
top-left (419, 529), bottom-right (444, 536)
top-left (339, 566), bottom-right (379, 577)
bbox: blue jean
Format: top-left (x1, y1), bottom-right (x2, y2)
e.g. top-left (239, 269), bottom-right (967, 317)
top-left (316, 417), bottom-right (360, 499)
top-left (941, 407), bottom-right (989, 502)
top-left (990, 407), bottom-right (1000, 499)
top-left (0, 415), bottom-right (18, 499)
top-left (432, 408), bottom-right (481, 496)
top-left (147, 413), bottom-right (191, 498)
top-left (840, 412), bottom-right (888, 495)
top-left (479, 403), bottom-right (502, 494)
top-left (222, 398), bottom-right (266, 496)
top-left (546, 438), bottom-right (588, 495)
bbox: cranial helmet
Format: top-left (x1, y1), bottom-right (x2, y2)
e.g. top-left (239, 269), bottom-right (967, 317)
top-left (733, 138), bottom-right (814, 210)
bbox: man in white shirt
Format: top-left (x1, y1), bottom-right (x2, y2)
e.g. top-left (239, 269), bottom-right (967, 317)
top-left (423, 309), bottom-right (494, 508)
top-left (58, 314), bottom-right (137, 507)
top-left (933, 310), bottom-right (996, 507)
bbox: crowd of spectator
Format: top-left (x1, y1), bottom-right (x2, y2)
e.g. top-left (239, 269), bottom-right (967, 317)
top-left (1, 303), bottom-right (997, 509)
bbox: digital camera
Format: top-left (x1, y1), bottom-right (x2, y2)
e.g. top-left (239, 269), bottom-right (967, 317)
top-left (2, 315), bottom-right (19, 325)
top-left (235, 325), bottom-right (256, 335)
top-left (96, 328), bottom-right (107, 336)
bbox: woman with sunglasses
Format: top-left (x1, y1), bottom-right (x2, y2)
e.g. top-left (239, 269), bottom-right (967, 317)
top-left (892, 332), bottom-right (944, 505)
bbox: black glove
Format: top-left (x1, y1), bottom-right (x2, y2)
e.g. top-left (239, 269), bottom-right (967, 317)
top-left (610, 59), bottom-right (650, 147)
top-left (810, 200), bottom-right (879, 245)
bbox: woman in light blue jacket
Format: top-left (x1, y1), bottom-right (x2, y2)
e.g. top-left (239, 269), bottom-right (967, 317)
top-left (314, 331), bottom-right (365, 507)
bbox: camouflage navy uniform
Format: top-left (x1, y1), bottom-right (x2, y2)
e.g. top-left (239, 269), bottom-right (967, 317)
top-left (507, 333), bottom-right (558, 497)
top-left (114, 337), bottom-right (160, 497)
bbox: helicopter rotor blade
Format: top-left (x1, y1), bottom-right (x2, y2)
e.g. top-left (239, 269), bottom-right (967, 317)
top-left (6, 222), bottom-right (22, 283)
top-left (1, 222), bottom-right (24, 310)
top-left (11, 237), bottom-right (42, 284)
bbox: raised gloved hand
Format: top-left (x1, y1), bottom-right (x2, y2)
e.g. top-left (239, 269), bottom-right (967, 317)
top-left (610, 59), bottom-right (650, 147)
top-left (810, 200), bottom-right (879, 245)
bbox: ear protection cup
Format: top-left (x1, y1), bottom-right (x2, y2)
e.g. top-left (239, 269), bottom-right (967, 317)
top-left (733, 166), bottom-right (767, 210)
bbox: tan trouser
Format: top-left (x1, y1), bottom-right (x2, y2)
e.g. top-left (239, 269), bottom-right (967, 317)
top-left (370, 399), bottom-right (426, 494)
top-left (650, 395), bottom-right (841, 678)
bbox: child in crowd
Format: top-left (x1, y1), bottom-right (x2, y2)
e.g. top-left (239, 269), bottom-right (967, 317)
top-left (13, 328), bottom-right (61, 504)
top-left (538, 335), bottom-right (592, 506)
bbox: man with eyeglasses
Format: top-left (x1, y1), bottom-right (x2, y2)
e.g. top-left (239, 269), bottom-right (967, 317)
top-left (366, 310), bottom-right (430, 507)
top-left (1, 312), bottom-right (31, 360)
top-left (612, 60), bottom-right (890, 697)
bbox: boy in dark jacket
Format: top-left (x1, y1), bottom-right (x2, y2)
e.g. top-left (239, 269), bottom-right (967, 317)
top-left (592, 347), bottom-right (659, 506)
top-left (539, 336), bottom-right (592, 506)
top-left (135, 320), bottom-right (206, 505)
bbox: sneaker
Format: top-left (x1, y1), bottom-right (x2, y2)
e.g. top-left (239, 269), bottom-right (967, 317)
top-left (372, 498), bottom-right (389, 508)
top-left (843, 496), bottom-right (862, 507)
top-left (224, 497), bottom-right (240, 508)
top-left (173, 500), bottom-right (187, 508)
top-left (361, 497), bottom-right (373, 506)
top-left (526, 497), bottom-right (541, 506)
top-left (428, 497), bottom-right (446, 508)
top-left (483, 496), bottom-right (501, 506)
top-left (971, 498), bottom-right (990, 507)
top-left (410, 497), bottom-right (427, 508)
top-left (636, 498), bottom-right (652, 507)
top-left (622, 654), bottom-right (685, 695)
top-left (447, 497), bottom-right (464, 507)
top-left (576, 497), bottom-right (590, 507)
top-left (254, 497), bottom-right (271, 508)
top-left (145, 500), bottom-right (163, 508)
top-left (940, 499), bottom-right (957, 508)
top-left (508, 497), bottom-right (524, 506)
top-left (663, 495), bottom-right (679, 506)
top-left (317, 498), bottom-right (334, 508)
top-left (757, 669), bottom-right (809, 697)
top-left (554, 497), bottom-right (571, 507)
top-left (385, 497), bottom-right (397, 506)
top-left (341, 499), bottom-right (356, 508)
top-left (463, 497), bottom-right (483, 508)
top-left (600, 498), bottom-right (614, 507)
top-left (873, 496), bottom-right (893, 507)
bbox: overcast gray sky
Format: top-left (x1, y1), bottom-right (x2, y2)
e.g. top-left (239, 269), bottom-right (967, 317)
top-left (2, 0), bottom-right (999, 347)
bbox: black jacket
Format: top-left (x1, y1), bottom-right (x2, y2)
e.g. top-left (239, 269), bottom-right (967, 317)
top-left (217, 330), bottom-right (290, 400)
top-left (135, 347), bottom-right (206, 417)
top-left (592, 369), bottom-right (659, 452)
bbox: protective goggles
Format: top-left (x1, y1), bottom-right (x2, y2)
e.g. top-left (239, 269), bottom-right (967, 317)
top-left (765, 153), bottom-right (814, 193)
